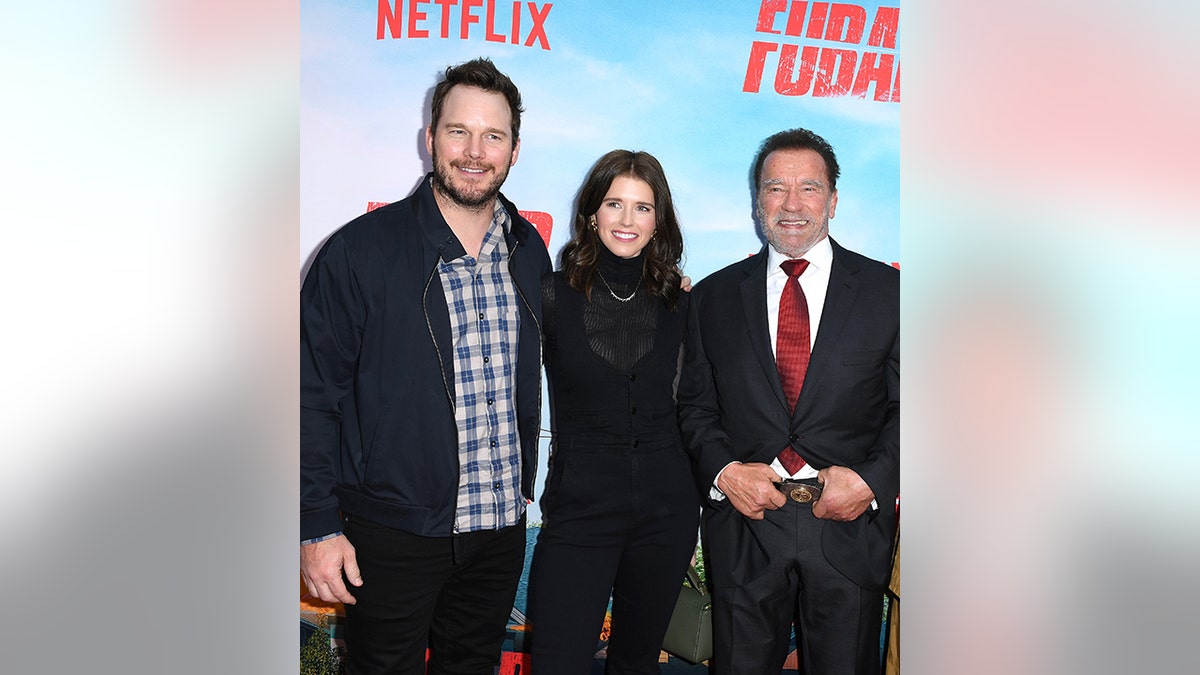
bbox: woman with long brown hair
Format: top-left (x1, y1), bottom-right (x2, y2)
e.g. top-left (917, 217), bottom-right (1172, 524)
top-left (528, 150), bottom-right (700, 674)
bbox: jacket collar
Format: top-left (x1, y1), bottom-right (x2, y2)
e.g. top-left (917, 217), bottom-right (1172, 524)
top-left (413, 173), bottom-right (532, 263)
top-left (737, 236), bottom-right (862, 413)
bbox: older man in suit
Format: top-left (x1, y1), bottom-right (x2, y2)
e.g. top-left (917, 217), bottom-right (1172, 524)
top-left (678, 128), bottom-right (899, 675)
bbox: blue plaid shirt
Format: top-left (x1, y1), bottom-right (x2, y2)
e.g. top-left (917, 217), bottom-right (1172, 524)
top-left (438, 202), bottom-right (524, 533)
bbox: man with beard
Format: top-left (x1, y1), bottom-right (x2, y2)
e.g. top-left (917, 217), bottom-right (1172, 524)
top-left (678, 128), bottom-right (899, 674)
top-left (300, 58), bottom-right (550, 675)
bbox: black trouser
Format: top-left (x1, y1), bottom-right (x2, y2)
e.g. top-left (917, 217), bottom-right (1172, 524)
top-left (709, 501), bottom-right (883, 675)
top-left (342, 514), bottom-right (526, 675)
top-left (529, 446), bottom-right (700, 675)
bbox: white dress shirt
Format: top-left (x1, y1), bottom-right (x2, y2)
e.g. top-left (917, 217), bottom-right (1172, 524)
top-left (711, 237), bottom-right (877, 510)
top-left (764, 237), bottom-right (832, 480)
top-left (710, 238), bottom-right (832, 498)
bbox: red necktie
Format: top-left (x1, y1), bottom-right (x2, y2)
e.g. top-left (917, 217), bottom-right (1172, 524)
top-left (776, 259), bottom-right (810, 474)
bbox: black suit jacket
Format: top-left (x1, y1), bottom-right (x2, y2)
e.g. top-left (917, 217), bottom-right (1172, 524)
top-left (678, 237), bottom-right (899, 590)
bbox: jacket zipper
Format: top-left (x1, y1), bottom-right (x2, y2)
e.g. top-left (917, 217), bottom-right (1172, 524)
top-left (422, 264), bottom-right (459, 534)
top-left (508, 243), bottom-right (544, 505)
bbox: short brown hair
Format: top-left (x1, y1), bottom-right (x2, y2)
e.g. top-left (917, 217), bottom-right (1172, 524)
top-left (429, 57), bottom-right (524, 142)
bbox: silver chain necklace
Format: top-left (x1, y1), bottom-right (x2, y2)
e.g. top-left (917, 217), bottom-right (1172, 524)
top-left (596, 271), bottom-right (640, 302)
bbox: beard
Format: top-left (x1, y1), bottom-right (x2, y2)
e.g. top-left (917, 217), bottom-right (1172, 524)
top-left (430, 148), bottom-right (510, 211)
top-left (759, 204), bottom-right (830, 259)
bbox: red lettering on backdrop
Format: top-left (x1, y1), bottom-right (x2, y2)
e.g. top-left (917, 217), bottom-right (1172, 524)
top-left (511, 1), bottom-right (521, 44)
top-left (408, 0), bottom-right (429, 38)
top-left (519, 210), bottom-right (553, 248)
top-left (378, 0), bottom-right (402, 39)
top-left (851, 52), bottom-right (896, 101)
top-left (867, 6), bottom-right (899, 49)
top-left (375, 1), bottom-right (552, 51)
top-left (813, 47), bottom-right (857, 97)
top-left (745, 1), bottom-right (898, 102)
top-left (486, 0), bottom-right (506, 42)
top-left (784, 1), bottom-right (808, 36)
top-left (756, 0), bottom-right (786, 34)
top-left (806, 2), bottom-right (829, 39)
top-left (824, 3), bottom-right (866, 44)
top-left (461, 0), bottom-right (483, 39)
top-left (774, 44), bottom-right (819, 96)
top-left (499, 651), bottom-right (531, 675)
top-left (435, 0), bottom-right (456, 38)
top-left (525, 3), bottom-right (551, 49)
top-left (743, 41), bottom-right (779, 93)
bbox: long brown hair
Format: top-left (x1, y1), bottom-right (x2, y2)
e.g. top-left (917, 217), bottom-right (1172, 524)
top-left (560, 150), bottom-right (684, 309)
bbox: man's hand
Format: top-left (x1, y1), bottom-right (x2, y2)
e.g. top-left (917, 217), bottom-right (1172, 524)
top-left (716, 462), bottom-right (786, 520)
top-left (811, 466), bottom-right (875, 521)
top-left (300, 535), bottom-right (362, 604)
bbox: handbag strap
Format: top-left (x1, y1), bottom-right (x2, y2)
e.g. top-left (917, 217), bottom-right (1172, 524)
top-left (684, 565), bottom-right (708, 596)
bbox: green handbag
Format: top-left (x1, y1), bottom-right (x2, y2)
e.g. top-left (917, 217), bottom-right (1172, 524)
top-left (661, 565), bottom-right (712, 664)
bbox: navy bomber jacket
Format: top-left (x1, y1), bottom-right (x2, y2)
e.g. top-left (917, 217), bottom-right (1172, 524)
top-left (300, 174), bottom-right (551, 541)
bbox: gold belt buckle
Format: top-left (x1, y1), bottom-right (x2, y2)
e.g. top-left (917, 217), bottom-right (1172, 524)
top-left (777, 479), bottom-right (822, 503)
top-left (789, 485), bottom-right (815, 503)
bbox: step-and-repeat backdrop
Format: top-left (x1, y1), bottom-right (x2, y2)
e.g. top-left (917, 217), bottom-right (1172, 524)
top-left (301, 0), bottom-right (900, 527)
top-left (301, 5), bottom-right (900, 665)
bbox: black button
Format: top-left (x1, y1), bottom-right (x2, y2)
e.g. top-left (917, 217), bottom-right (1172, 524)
top-left (483, 356), bottom-right (490, 363)
top-left (490, 440), bottom-right (497, 447)
top-left (478, 313), bottom-right (485, 321)
top-left (629, 373), bottom-right (637, 381)
top-left (632, 439), bottom-right (640, 448)
top-left (789, 433), bottom-right (799, 442)
top-left (487, 398), bottom-right (494, 405)
top-left (630, 407), bottom-right (637, 415)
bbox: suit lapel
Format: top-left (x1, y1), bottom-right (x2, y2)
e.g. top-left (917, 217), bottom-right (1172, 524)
top-left (740, 247), bottom-right (790, 412)
top-left (796, 238), bottom-right (861, 414)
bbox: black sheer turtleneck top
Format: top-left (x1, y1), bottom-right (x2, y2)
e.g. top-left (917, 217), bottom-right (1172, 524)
top-left (541, 247), bottom-right (688, 453)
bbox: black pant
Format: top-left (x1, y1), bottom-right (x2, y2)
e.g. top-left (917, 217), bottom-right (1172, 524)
top-left (709, 501), bottom-right (883, 675)
top-left (342, 514), bottom-right (526, 675)
top-left (529, 447), bottom-right (700, 675)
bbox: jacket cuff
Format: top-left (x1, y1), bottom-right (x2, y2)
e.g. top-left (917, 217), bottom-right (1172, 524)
top-left (301, 508), bottom-right (344, 542)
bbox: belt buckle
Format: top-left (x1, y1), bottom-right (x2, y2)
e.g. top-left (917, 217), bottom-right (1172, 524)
top-left (778, 479), bottom-right (822, 504)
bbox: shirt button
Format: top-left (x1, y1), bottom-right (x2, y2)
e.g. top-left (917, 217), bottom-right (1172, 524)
top-left (630, 407), bottom-right (637, 415)
top-left (493, 482), bottom-right (502, 490)
top-left (479, 312), bottom-right (485, 321)
top-left (490, 440), bottom-right (498, 447)
top-left (628, 373), bottom-right (637, 381)
top-left (632, 439), bottom-right (640, 448)
top-left (483, 356), bottom-right (490, 363)
top-left (487, 398), bottom-right (494, 406)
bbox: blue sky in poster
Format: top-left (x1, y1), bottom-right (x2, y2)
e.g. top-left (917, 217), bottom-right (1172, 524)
top-left (302, 0), bottom-right (899, 281)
